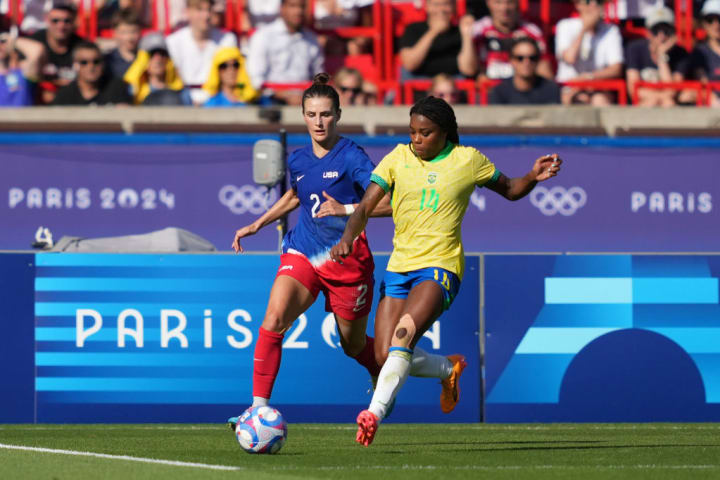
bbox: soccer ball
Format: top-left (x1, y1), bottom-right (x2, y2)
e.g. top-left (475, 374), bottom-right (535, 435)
top-left (235, 405), bottom-right (288, 454)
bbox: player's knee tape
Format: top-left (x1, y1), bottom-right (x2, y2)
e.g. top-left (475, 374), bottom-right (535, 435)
top-left (391, 314), bottom-right (416, 348)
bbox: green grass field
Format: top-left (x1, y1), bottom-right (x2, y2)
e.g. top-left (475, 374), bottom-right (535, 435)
top-left (1, 423), bottom-right (720, 480)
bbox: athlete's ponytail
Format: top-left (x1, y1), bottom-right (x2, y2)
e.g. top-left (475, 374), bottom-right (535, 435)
top-left (410, 96), bottom-right (460, 145)
top-left (302, 72), bottom-right (341, 113)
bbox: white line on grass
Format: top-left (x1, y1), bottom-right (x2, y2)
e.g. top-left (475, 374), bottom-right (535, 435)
top-left (0, 445), bottom-right (716, 473)
top-left (0, 443), bottom-right (242, 471)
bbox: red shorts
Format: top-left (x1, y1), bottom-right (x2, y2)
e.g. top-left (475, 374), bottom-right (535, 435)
top-left (276, 252), bottom-right (374, 320)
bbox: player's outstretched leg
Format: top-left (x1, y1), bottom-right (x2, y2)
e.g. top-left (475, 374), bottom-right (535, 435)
top-left (356, 346), bottom-right (413, 446)
top-left (356, 410), bottom-right (379, 446)
top-left (252, 327), bottom-right (284, 406)
top-left (440, 354), bottom-right (467, 413)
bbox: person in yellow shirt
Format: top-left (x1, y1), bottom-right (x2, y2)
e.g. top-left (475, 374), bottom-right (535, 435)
top-left (330, 96), bottom-right (563, 446)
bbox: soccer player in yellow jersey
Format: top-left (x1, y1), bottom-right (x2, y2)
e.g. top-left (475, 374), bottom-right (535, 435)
top-left (330, 96), bottom-right (562, 446)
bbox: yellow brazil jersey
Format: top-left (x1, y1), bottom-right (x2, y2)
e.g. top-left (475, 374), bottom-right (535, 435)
top-left (370, 142), bottom-right (499, 280)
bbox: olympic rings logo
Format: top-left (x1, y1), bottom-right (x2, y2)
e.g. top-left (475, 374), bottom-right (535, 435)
top-left (530, 186), bottom-right (587, 216)
top-left (218, 184), bottom-right (278, 215)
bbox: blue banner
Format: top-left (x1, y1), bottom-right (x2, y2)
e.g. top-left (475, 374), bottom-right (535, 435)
top-left (484, 254), bottom-right (720, 422)
top-left (21, 253), bottom-right (480, 423)
top-left (2, 135), bottom-right (719, 252)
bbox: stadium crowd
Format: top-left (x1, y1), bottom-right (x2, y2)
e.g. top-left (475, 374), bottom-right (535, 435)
top-left (0, 0), bottom-right (719, 107)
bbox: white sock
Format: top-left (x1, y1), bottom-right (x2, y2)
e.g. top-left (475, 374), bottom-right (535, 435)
top-left (252, 396), bottom-right (269, 407)
top-left (409, 346), bottom-right (453, 379)
top-left (368, 347), bottom-right (412, 421)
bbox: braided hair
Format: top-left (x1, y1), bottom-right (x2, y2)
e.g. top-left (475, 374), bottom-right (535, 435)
top-left (409, 96), bottom-right (459, 144)
top-left (302, 73), bottom-right (341, 113)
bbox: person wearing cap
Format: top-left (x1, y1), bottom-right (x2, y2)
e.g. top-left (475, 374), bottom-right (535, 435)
top-left (123, 33), bottom-right (190, 105)
top-left (166, 0), bottom-right (237, 105)
top-left (104, 8), bottom-right (142, 79)
top-left (626, 6), bottom-right (690, 107)
top-left (690, 0), bottom-right (720, 106)
top-left (51, 40), bottom-right (132, 105)
top-left (202, 46), bottom-right (259, 106)
top-left (29, 0), bottom-right (84, 102)
top-left (0, 15), bottom-right (45, 106)
top-left (555, 0), bottom-right (623, 105)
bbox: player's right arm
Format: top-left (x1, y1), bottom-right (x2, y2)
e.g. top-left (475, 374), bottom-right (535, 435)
top-left (330, 182), bottom-right (386, 261)
top-left (232, 188), bottom-right (300, 253)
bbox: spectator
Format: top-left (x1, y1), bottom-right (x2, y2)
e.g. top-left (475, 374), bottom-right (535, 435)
top-left (246, 0), bottom-right (324, 105)
top-left (626, 6), bottom-right (690, 107)
top-left (124, 33), bottom-right (191, 105)
top-left (52, 41), bottom-right (132, 105)
top-left (166, 0), bottom-right (237, 105)
top-left (398, 0), bottom-right (477, 78)
top-left (333, 66), bottom-right (371, 105)
top-left (30, 0), bottom-right (83, 102)
top-left (555, 0), bottom-right (624, 105)
top-left (489, 37), bottom-right (560, 104)
top-left (243, 0), bottom-right (281, 30)
top-left (429, 72), bottom-right (459, 104)
top-left (472, 0), bottom-right (552, 80)
top-left (203, 46), bottom-right (259, 106)
top-left (690, 0), bottom-right (720, 106)
top-left (312, 0), bottom-right (373, 56)
top-left (0, 17), bottom-right (44, 106)
top-left (17, 0), bottom-right (52, 34)
top-left (104, 8), bottom-right (142, 79)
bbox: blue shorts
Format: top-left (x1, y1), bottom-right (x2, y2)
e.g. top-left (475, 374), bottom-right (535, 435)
top-left (379, 267), bottom-right (461, 311)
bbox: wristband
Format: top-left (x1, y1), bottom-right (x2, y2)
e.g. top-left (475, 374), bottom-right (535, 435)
top-left (344, 204), bottom-right (355, 215)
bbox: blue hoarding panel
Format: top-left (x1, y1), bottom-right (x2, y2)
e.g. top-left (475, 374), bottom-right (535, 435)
top-left (0, 254), bottom-right (35, 422)
top-left (484, 254), bottom-right (720, 422)
top-left (3, 138), bottom-right (720, 252)
top-left (28, 253), bottom-right (480, 423)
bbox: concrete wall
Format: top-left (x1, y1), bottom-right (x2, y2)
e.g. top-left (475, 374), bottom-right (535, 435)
top-left (2, 106), bottom-right (719, 136)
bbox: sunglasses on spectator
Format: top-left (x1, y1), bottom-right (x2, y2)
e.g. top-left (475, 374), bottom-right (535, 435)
top-left (50, 17), bottom-right (74, 24)
top-left (512, 54), bottom-right (540, 62)
top-left (433, 91), bottom-right (457, 99)
top-left (77, 58), bottom-right (102, 66)
top-left (650, 24), bottom-right (675, 36)
top-left (219, 61), bottom-right (240, 70)
top-left (704, 15), bottom-right (720, 24)
top-left (339, 85), bottom-right (362, 95)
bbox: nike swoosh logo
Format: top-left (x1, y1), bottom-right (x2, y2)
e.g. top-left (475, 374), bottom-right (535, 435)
top-left (297, 175), bottom-right (305, 182)
top-left (253, 358), bottom-right (264, 362)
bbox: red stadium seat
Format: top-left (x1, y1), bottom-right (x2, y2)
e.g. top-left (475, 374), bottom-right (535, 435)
top-left (631, 81), bottom-right (707, 106)
top-left (561, 79), bottom-right (628, 105)
top-left (382, 0), bottom-right (466, 81)
top-left (478, 78), bottom-right (501, 105)
top-left (402, 78), bottom-right (477, 104)
top-left (310, 0), bottom-right (384, 80)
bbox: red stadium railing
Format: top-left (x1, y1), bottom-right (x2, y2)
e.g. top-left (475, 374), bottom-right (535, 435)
top-left (561, 79), bottom-right (628, 106)
top-left (478, 79), bottom-right (501, 105)
top-left (311, 0), bottom-right (384, 81)
top-left (402, 79), bottom-right (478, 105)
top-left (705, 82), bottom-right (720, 106)
top-left (631, 81), bottom-right (707, 106)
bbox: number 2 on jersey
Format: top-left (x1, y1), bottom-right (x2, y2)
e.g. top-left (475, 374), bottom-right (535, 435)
top-left (310, 193), bottom-right (320, 217)
top-left (420, 188), bottom-right (439, 212)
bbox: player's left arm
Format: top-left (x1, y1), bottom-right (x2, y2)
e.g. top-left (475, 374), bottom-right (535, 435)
top-left (487, 153), bottom-right (562, 201)
top-left (330, 183), bottom-right (386, 261)
top-left (316, 190), bottom-right (392, 218)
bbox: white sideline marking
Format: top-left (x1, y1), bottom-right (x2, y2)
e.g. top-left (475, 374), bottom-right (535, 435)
top-left (0, 445), bottom-right (716, 472)
top-left (0, 443), bottom-right (242, 471)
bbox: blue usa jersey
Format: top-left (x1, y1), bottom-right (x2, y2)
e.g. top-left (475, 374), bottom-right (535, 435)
top-left (282, 137), bottom-right (375, 276)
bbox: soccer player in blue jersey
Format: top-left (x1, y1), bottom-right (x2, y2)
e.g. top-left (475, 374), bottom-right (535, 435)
top-left (332, 96), bottom-right (562, 445)
top-left (230, 73), bottom-right (393, 411)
